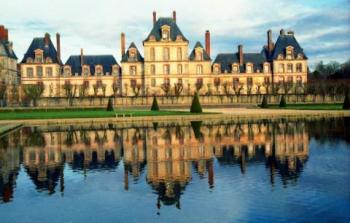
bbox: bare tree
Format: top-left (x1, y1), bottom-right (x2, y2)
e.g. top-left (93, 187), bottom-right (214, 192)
top-left (174, 83), bottom-right (183, 97)
top-left (23, 83), bottom-right (45, 107)
top-left (161, 83), bottom-right (171, 96)
top-left (63, 82), bottom-right (77, 106)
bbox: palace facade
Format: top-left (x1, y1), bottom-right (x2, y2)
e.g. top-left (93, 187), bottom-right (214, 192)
top-left (0, 25), bottom-right (18, 85)
top-left (18, 11), bottom-right (308, 97)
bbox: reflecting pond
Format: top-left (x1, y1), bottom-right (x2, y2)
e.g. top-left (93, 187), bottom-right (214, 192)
top-left (0, 117), bottom-right (349, 223)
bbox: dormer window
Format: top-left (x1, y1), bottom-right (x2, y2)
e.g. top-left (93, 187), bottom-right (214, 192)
top-left (176, 35), bottom-right (182, 41)
top-left (149, 35), bottom-right (156, 41)
top-left (26, 57), bottom-right (33, 63)
top-left (278, 54), bottom-right (283, 60)
top-left (161, 25), bottom-right (171, 41)
top-left (214, 64), bottom-right (220, 74)
top-left (45, 57), bottom-right (52, 63)
top-left (232, 64), bottom-right (239, 73)
top-left (286, 46), bottom-right (294, 60)
top-left (246, 63), bottom-right (253, 74)
top-left (64, 66), bottom-right (71, 76)
top-left (263, 64), bottom-right (270, 73)
top-left (195, 49), bottom-right (203, 61)
top-left (129, 48), bottom-right (136, 61)
top-left (83, 66), bottom-right (90, 76)
top-left (112, 65), bottom-right (119, 75)
top-left (34, 49), bottom-right (44, 63)
top-left (297, 54), bottom-right (303, 59)
top-left (95, 66), bottom-right (103, 76)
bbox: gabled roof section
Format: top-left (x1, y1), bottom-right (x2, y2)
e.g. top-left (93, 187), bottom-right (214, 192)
top-left (271, 33), bottom-right (307, 60)
top-left (121, 42), bottom-right (144, 62)
top-left (0, 40), bottom-right (17, 59)
top-left (21, 37), bottom-right (60, 63)
top-left (189, 41), bottom-right (211, 61)
top-left (144, 17), bottom-right (188, 42)
top-left (213, 53), bottom-right (267, 73)
top-left (65, 55), bottom-right (118, 76)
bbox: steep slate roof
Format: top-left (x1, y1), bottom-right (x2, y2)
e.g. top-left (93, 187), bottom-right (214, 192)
top-left (213, 53), bottom-right (267, 73)
top-left (189, 42), bottom-right (211, 61)
top-left (21, 37), bottom-right (60, 63)
top-left (0, 40), bottom-right (17, 59)
top-left (65, 55), bottom-right (118, 76)
top-left (270, 33), bottom-right (307, 60)
top-left (144, 17), bottom-right (188, 42)
top-left (121, 42), bottom-right (144, 62)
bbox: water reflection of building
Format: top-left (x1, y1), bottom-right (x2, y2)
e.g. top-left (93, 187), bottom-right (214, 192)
top-left (0, 120), bottom-right (310, 204)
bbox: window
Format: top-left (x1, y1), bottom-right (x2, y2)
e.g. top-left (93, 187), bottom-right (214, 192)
top-left (163, 47), bottom-right (170, 61)
top-left (264, 77), bottom-right (270, 84)
top-left (246, 64), bottom-right (253, 73)
top-left (130, 79), bottom-right (137, 88)
top-left (178, 78), bottom-right (183, 84)
top-left (46, 67), bottom-right (53, 77)
top-left (286, 47), bottom-right (293, 60)
top-left (296, 63), bottom-right (302, 72)
top-left (177, 64), bottom-right (183, 74)
top-left (195, 50), bottom-right (203, 61)
top-left (64, 67), bottom-right (70, 76)
top-left (177, 47), bottom-right (182, 60)
top-left (297, 76), bottom-right (302, 83)
top-left (232, 65), bottom-right (239, 73)
top-left (83, 66), bottom-right (89, 76)
top-left (264, 64), bottom-right (269, 73)
top-left (96, 66), bottom-right (103, 76)
top-left (26, 57), bottom-right (33, 63)
top-left (130, 66), bottom-right (137, 75)
top-left (233, 78), bottom-right (239, 86)
top-left (150, 65), bottom-right (156, 75)
top-left (278, 64), bottom-right (285, 73)
top-left (214, 65), bottom-right (220, 74)
top-left (45, 57), bottom-right (52, 63)
top-left (113, 66), bottom-right (119, 75)
top-left (196, 65), bottom-right (203, 74)
top-left (164, 65), bottom-right (170, 75)
top-left (278, 76), bottom-right (284, 83)
top-left (35, 52), bottom-right (43, 63)
top-left (27, 67), bottom-right (34, 78)
top-left (247, 77), bottom-right (253, 86)
top-left (162, 29), bottom-right (170, 40)
top-left (36, 66), bottom-right (43, 78)
top-left (287, 64), bottom-right (293, 73)
top-left (151, 79), bottom-right (156, 87)
top-left (150, 47), bottom-right (155, 61)
top-left (129, 49), bottom-right (136, 60)
top-left (287, 76), bottom-right (293, 83)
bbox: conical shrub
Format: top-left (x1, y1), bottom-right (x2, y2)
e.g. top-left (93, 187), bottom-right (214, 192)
top-left (190, 92), bottom-right (202, 113)
top-left (151, 96), bottom-right (160, 111)
top-left (260, 95), bottom-right (268, 108)
top-left (343, 90), bottom-right (350, 110)
top-left (279, 95), bottom-right (287, 108)
top-left (106, 97), bottom-right (114, 111)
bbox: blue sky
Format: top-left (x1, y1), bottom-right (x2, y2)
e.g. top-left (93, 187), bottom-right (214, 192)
top-left (1, 0), bottom-right (349, 68)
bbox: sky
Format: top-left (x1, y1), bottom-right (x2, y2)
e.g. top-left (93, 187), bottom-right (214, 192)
top-left (1, 0), bottom-right (350, 68)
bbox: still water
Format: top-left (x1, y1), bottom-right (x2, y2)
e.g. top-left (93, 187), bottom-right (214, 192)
top-left (0, 118), bottom-right (349, 223)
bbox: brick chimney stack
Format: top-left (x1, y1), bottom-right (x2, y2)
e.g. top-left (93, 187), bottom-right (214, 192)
top-left (44, 33), bottom-right (50, 47)
top-left (80, 48), bottom-right (84, 67)
top-left (0, 25), bottom-right (8, 41)
top-left (267, 29), bottom-right (273, 52)
top-left (238, 45), bottom-right (243, 66)
top-left (153, 11), bottom-right (157, 25)
top-left (173, 11), bottom-right (176, 23)
top-left (205, 30), bottom-right (211, 58)
top-left (121, 32), bottom-right (126, 57)
top-left (280, 29), bottom-right (285, 35)
top-left (56, 33), bottom-right (61, 63)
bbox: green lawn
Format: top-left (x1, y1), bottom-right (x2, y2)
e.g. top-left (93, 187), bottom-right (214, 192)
top-left (265, 103), bottom-right (344, 110)
top-left (0, 108), bottom-right (207, 120)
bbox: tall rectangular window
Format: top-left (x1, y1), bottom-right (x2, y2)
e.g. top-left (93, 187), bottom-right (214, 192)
top-left (164, 65), bottom-right (170, 75)
top-left (150, 65), bottom-right (156, 75)
top-left (150, 47), bottom-right (155, 61)
top-left (46, 67), bottom-right (53, 77)
top-left (177, 64), bottom-right (183, 74)
top-left (130, 66), bottom-right (137, 75)
top-left (36, 66), bottom-right (43, 78)
top-left (151, 79), bottom-right (156, 87)
top-left (27, 67), bottom-right (34, 78)
top-left (287, 64), bottom-right (293, 73)
top-left (177, 47), bottom-right (182, 60)
top-left (247, 77), bottom-right (253, 86)
top-left (196, 65), bottom-right (203, 74)
top-left (278, 64), bottom-right (285, 73)
top-left (163, 47), bottom-right (170, 61)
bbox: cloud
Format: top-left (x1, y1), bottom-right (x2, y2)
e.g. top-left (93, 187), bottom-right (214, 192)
top-left (1, 0), bottom-right (349, 67)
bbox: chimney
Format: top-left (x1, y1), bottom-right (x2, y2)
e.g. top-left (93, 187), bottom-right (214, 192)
top-left (238, 45), bottom-right (243, 66)
top-left (0, 25), bottom-right (8, 41)
top-left (56, 33), bottom-right (61, 63)
top-left (205, 30), bottom-right (211, 58)
top-left (44, 33), bottom-right (50, 47)
top-left (287, 30), bottom-right (294, 35)
top-left (173, 11), bottom-right (177, 23)
top-left (121, 32), bottom-right (126, 57)
top-left (280, 29), bottom-right (285, 36)
top-left (267, 29), bottom-right (273, 52)
top-left (80, 48), bottom-right (84, 67)
top-left (153, 11), bottom-right (157, 25)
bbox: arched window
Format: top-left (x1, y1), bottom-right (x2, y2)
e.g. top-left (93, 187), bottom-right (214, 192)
top-left (232, 64), bottom-right (239, 73)
top-left (163, 47), bottom-right (170, 61)
top-left (196, 65), bottom-right (203, 74)
top-left (95, 66), bottom-right (103, 76)
top-left (177, 47), bottom-right (182, 60)
top-left (177, 64), bottom-right (183, 74)
top-left (296, 63), bottom-right (302, 72)
top-left (150, 47), bottom-right (155, 61)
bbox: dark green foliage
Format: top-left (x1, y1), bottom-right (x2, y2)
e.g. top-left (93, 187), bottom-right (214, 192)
top-left (153, 122), bottom-right (159, 131)
top-left (260, 95), bottom-right (268, 108)
top-left (279, 95), bottom-right (287, 108)
top-left (343, 90), bottom-right (350, 110)
top-left (190, 92), bottom-right (202, 113)
top-left (191, 121), bottom-right (203, 141)
top-left (106, 97), bottom-right (114, 111)
top-left (151, 96), bottom-right (160, 111)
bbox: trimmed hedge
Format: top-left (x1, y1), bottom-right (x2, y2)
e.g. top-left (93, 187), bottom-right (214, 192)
top-left (190, 92), bottom-right (202, 113)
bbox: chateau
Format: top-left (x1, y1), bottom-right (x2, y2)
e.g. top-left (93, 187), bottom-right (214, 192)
top-left (8, 11), bottom-right (308, 98)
